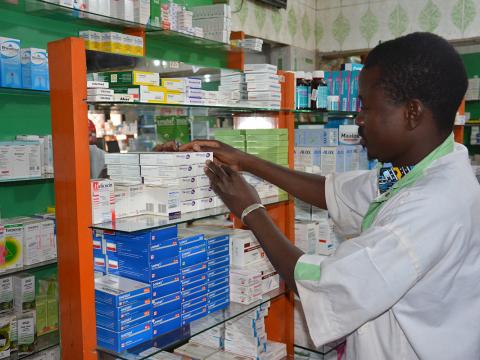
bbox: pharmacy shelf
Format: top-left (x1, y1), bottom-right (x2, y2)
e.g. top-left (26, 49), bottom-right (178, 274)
top-left (0, 259), bottom-right (57, 278)
top-left (97, 287), bottom-right (287, 360)
top-left (0, 0), bottom-right (250, 55)
top-left (17, 330), bottom-right (60, 360)
top-left (91, 194), bottom-right (288, 233)
top-left (88, 101), bottom-right (284, 117)
top-left (0, 175), bottom-right (54, 184)
top-left (0, 87), bottom-right (49, 97)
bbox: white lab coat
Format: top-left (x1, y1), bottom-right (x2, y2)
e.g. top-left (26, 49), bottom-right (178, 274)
top-left (295, 144), bottom-right (480, 359)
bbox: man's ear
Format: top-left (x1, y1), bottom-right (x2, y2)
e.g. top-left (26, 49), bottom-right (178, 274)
top-left (405, 99), bottom-right (424, 130)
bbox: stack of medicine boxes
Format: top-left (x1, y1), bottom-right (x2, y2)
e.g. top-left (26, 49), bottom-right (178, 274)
top-left (217, 70), bottom-right (247, 106)
top-left (95, 274), bottom-right (153, 353)
top-left (94, 223), bottom-right (230, 348)
top-left (244, 64), bottom-right (281, 109)
top-left (179, 227), bottom-right (230, 316)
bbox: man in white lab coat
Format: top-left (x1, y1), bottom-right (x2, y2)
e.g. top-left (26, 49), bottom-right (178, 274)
top-left (171, 32), bottom-right (480, 359)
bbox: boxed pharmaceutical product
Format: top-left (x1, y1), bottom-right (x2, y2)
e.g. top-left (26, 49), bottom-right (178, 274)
top-left (20, 48), bottom-right (49, 91)
top-left (181, 262), bottom-right (207, 281)
top-left (17, 311), bottom-right (35, 356)
top-left (79, 30), bottom-right (102, 51)
top-left (152, 292), bottom-right (181, 317)
top-left (101, 32), bottom-right (124, 54)
top-left (1, 220), bottom-right (24, 271)
top-left (95, 274), bottom-right (151, 307)
top-left (181, 304), bottom-right (207, 325)
top-left (109, 0), bottom-right (135, 22)
top-left (14, 273), bottom-right (35, 313)
top-left (152, 309), bottom-right (181, 337)
top-left (140, 152), bottom-right (211, 166)
top-left (91, 179), bottom-right (115, 224)
top-left (175, 342), bottom-right (219, 359)
top-left (0, 277), bottom-right (13, 314)
top-left (152, 274), bottom-right (181, 299)
top-left (96, 320), bottom-right (152, 353)
top-left (134, 0), bottom-right (151, 25)
top-left (244, 64), bottom-right (277, 74)
top-left (0, 37), bottom-right (21, 88)
top-left (107, 164), bottom-right (141, 177)
top-left (104, 152), bottom-right (140, 165)
top-left (98, 70), bottom-right (160, 86)
top-left (161, 78), bottom-right (187, 92)
top-left (145, 186), bottom-right (181, 217)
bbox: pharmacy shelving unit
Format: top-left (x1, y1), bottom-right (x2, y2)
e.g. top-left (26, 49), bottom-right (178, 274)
top-left (47, 37), bottom-right (298, 360)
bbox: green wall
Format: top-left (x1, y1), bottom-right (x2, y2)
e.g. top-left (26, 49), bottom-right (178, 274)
top-left (0, 0), bottom-right (226, 218)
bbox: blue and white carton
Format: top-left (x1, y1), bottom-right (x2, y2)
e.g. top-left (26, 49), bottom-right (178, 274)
top-left (0, 37), bottom-right (21, 88)
top-left (20, 48), bottom-right (49, 91)
top-left (95, 274), bottom-right (151, 308)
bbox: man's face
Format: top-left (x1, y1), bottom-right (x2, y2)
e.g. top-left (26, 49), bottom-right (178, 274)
top-left (356, 67), bottom-right (409, 164)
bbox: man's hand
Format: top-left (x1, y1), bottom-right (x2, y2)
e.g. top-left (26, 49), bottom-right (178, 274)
top-left (152, 141), bottom-right (178, 152)
top-left (180, 140), bottom-right (250, 172)
top-left (204, 160), bottom-right (261, 219)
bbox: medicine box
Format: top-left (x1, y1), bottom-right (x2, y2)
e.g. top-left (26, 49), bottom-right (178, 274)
top-left (20, 48), bottom-right (49, 91)
top-left (104, 153), bottom-right (140, 165)
top-left (207, 294), bottom-right (229, 314)
top-left (90, 179), bottom-right (115, 224)
top-left (207, 245), bottom-right (229, 261)
top-left (141, 164), bottom-right (196, 178)
top-left (96, 309), bottom-right (151, 332)
top-left (0, 277), bottom-right (13, 314)
top-left (152, 292), bottom-right (181, 317)
top-left (17, 311), bottom-right (35, 356)
top-left (0, 37), bottom-right (21, 88)
top-left (14, 273), bottom-right (35, 313)
top-left (95, 300), bottom-right (151, 320)
top-left (182, 293), bottom-right (207, 314)
top-left (109, 0), bottom-right (135, 22)
top-left (207, 266), bottom-right (229, 283)
top-left (244, 63), bottom-right (277, 73)
top-left (140, 152), bottom-right (212, 166)
top-left (2, 221), bottom-right (24, 271)
top-left (179, 245), bottom-right (207, 268)
top-left (182, 282), bottom-right (207, 303)
top-left (145, 186), bottom-right (181, 217)
top-left (207, 255), bottom-right (229, 271)
top-left (178, 234), bottom-right (205, 251)
top-left (181, 262), bottom-right (207, 280)
top-left (108, 255), bottom-right (180, 283)
top-left (181, 305), bottom-right (207, 326)
top-left (152, 274), bottom-right (181, 298)
top-left (152, 310), bottom-right (181, 337)
top-left (94, 275), bottom-right (151, 307)
top-left (181, 273), bottom-right (207, 292)
top-left (96, 321), bottom-right (152, 353)
top-left (208, 277), bottom-right (229, 293)
top-left (98, 71), bottom-right (159, 86)
top-left (161, 78), bottom-right (187, 92)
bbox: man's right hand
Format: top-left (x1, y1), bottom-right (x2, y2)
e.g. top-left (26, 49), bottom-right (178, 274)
top-left (179, 140), bottom-right (250, 172)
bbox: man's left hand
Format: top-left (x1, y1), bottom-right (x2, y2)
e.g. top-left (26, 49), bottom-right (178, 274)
top-left (204, 160), bottom-right (261, 219)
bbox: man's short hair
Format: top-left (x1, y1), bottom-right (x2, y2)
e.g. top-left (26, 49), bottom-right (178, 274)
top-left (364, 32), bottom-right (468, 132)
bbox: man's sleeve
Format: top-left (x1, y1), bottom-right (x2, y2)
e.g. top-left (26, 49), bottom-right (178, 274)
top-left (325, 170), bottom-right (377, 237)
top-left (294, 225), bottom-right (422, 347)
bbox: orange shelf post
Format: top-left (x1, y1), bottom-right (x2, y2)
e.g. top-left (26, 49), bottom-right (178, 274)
top-left (48, 37), bottom-right (97, 360)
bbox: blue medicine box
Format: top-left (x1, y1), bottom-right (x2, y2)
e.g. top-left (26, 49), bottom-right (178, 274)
top-left (181, 262), bottom-right (207, 280)
top-left (208, 277), bottom-right (229, 293)
top-left (152, 274), bottom-right (181, 298)
top-left (180, 245), bottom-right (207, 267)
top-left (182, 283), bottom-right (207, 303)
top-left (115, 236), bottom-right (179, 262)
top-left (208, 295), bottom-right (229, 314)
top-left (96, 321), bottom-right (153, 353)
top-left (181, 273), bottom-right (207, 292)
top-left (208, 286), bottom-right (230, 303)
top-left (96, 300), bottom-right (152, 320)
top-left (207, 266), bottom-right (229, 282)
top-left (152, 310), bottom-right (181, 337)
top-left (207, 244), bottom-right (229, 260)
top-left (96, 309), bottom-right (152, 332)
top-left (181, 306), bottom-right (208, 326)
top-left (95, 275), bottom-right (151, 308)
top-left (182, 294), bottom-right (207, 314)
top-left (109, 256), bottom-right (180, 283)
top-left (152, 292), bottom-right (182, 317)
top-left (94, 254), bottom-right (107, 274)
top-left (178, 234), bottom-right (206, 251)
top-left (205, 234), bottom-right (229, 250)
top-left (207, 255), bottom-right (229, 271)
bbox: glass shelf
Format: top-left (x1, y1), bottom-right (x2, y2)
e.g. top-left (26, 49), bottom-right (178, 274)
top-left (0, 0), bottom-right (251, 54)
top-left (97, 287), bottom-right (287, 360)
top-left (0, 259), bottom-right (57, 278)
top-left (0, 175), bottom-right (54, 184)
top-left (88, 101), bottom-right (283, 115)
top-left (0, 87), bottom-right (49, 97)
top-left (91, 194), bottom-right (288, 233)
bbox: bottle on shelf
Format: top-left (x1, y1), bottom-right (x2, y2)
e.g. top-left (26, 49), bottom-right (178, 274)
top-left (310, 71), bottom-right (328, 110)
top-left (304, 72), bottom-right (313, 110)
top-left (295, 71), bottom-right (307, 110)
